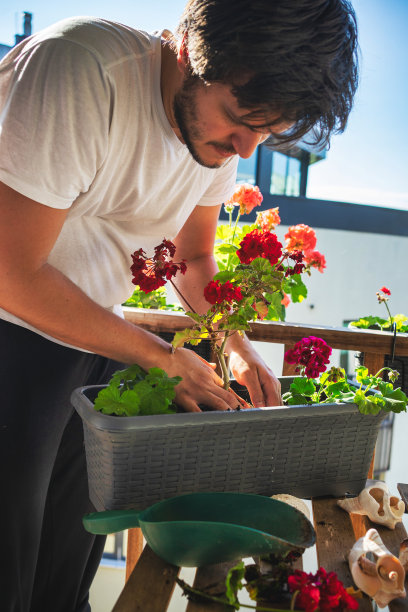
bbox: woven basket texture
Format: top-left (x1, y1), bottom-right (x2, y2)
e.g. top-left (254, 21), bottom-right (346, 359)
top-left (72, 378), bottom-right (385, 511)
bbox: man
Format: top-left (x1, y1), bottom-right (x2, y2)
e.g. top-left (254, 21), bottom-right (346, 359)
top-left (0, 0), bottom-right (358, 609)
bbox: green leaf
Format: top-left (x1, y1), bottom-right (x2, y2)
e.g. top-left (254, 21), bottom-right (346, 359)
top-left (213, 270), bottom-right (235, 283)
top-left (349, 316), bottom-right (386, 330)
top-left (225, 561), bottom-right (245, 608)
top-left (94, 364), bottom-right (181, 417)
top-left (263, 291), bottom-right (285, 322)
top-left (119, 389), bottom-right (143, 416)
top-left (355, 366), bottom-right (371, 385)
top-left (216, 244), bottom-right (237, 254)
top-left (94, 386), bottom-right (127, 415)
top-left (282, 392), bottom-right (312, 405)
top-left (250, 257), bottom-right (273, 273)
top-left (353, 389), bottom-right (384, 415)
top-left (290, 377), bottom-right (317, 396)
top-left (284, 275), bottom-right (307, 303)
top-left (377, 383), bottom-right (408, 413)
top-left (215, 224), bottom-right (235, 241)
top-left (172, 328), bottom-right (204, 349)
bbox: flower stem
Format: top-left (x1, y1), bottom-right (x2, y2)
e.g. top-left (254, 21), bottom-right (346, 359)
top-left (226, 210), bottom-right (241, 271)
top-left (216, 332), bottom-right (231, 390)
top-left (383, 300), bottom-right (394, 327)
top-left (176, 577), bottom-right (301, 611)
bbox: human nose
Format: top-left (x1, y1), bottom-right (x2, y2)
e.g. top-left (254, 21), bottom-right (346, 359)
top-left (231, 129), bottom-right (268, 159)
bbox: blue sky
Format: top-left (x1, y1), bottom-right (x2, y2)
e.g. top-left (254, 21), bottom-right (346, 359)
top-left (1, 0), bottom-right (407, 210)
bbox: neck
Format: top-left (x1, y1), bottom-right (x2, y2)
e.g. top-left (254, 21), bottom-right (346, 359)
top-left (160, 34), bottom-right (182, 132)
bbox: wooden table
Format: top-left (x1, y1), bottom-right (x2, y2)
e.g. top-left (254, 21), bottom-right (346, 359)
top-left (111, 485), bottom-right (408, 612)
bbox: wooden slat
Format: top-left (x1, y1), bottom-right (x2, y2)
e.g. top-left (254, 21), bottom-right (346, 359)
top-left (125, 528), bottom-right (144, 581)
top-left (312, 497), bottom-right (373, 612)
top-left (186, 561), bottom-right (239, 612)
top-left (397, 483), bottom-right (408, 513)
top-left (112, 545), bottom-right (180, 612)
top-left (362, 352), bottom-right (386, 376)
top-left (123, 307), bottom-right (408, 356)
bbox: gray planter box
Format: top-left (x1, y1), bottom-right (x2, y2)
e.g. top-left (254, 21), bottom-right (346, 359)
top-left (71, 377), bottom-right (385, 511)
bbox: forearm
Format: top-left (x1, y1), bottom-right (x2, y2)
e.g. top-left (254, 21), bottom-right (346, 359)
top-left (0, 262), bottom-right (172, 369)
top-left (171, 253), bottom-right (218, 315)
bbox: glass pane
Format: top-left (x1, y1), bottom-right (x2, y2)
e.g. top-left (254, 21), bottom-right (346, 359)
top-left (270, 152), bottom-right (301, 196)
top-left (270, 152), bottom-right (288, 195)
top-left (286, 157), bottom-right (301, 197)
top-left (236, 150), bottom-right (257, 185)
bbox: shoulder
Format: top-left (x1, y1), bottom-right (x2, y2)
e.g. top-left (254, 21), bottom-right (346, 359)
top-left (4, 17), bottom-right (158, 73)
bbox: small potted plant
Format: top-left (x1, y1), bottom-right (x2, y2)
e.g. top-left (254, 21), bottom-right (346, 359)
top-left (282, 335), bottom-right (407, 416)
top-left (349, 287), bottom-right (408, 395)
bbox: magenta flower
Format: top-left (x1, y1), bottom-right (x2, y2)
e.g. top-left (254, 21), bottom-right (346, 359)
top-left (284, 336), bottom-right (332, 379)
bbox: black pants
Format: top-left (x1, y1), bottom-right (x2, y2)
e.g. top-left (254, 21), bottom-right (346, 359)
top-left (0, 319), bottom-right (125, 612)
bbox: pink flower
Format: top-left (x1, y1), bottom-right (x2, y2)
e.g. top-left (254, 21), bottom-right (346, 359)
top-left (237, 229), bottom-right (283, 266)
top-left (304, 250), bottom-right (326, 273)
top-left (281, 293), bottom-right (291, 308)
top-left (130, 239), bottom-right (187, 293)
top-left (285, 224), bottom-right (317, 253)
top-left (256, 207), bottom-right (281, 231)
top-left (225, 183), bottom-right (263, 215)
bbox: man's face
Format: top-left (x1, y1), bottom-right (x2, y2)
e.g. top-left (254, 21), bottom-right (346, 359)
top-left (173, 74), bottom-right (291, 169)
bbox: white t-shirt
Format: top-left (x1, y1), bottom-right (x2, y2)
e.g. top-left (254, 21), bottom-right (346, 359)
top-left (0, 17), bottom-right (238, 345)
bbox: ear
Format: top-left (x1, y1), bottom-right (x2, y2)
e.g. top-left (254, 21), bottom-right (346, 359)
top-left (177, 33), bottom-right (190, 75)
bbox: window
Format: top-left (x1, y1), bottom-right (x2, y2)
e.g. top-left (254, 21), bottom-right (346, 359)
top-left (236, 150), bottom-right (257, 185)
top-left (270, 152), bottom-right (301, 197)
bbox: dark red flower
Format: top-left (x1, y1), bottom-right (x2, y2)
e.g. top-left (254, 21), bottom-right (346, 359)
top-left (380, 286), bottom-right (391, 295)
top-left (284, 336), bottom-right (332, 379)
top-left (130, 239), bottom-right (186, 293)
top-left (204, 280), bottom-right (243, 305)
top-left (288, 568), bottom-right (358, 612)
top-left (237, 229), bottom-right (282, 266)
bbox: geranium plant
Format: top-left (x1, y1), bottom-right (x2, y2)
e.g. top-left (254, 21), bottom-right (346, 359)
top-left (170, 226), bottom-right (311, 397)
top-left (282, 336), bottom-right (407, 415)
top-left (350, 287), bottom-right (408, 333)
top-left (215, 183), bottom-right (326, 321)
top-left (177, 552), bottom-right (359, 611)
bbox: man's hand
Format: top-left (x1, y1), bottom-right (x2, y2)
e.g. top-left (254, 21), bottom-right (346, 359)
top-left (162, 346), bottom-right (241, 412)
top-left (226, 333), bottom-right (282, 407)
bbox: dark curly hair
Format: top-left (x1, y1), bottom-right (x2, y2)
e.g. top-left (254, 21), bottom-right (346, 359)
top-left (176, 0), bottom-right (359, 148)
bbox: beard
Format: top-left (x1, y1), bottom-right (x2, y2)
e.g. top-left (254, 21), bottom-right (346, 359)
top-left (173, 74), bottom-right (235, 169)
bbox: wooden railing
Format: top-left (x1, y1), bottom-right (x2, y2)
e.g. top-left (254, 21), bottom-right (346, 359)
top-left (122, 306), bottom-right (408, 586)
top-left (124, 306), bottom-right (408, 377)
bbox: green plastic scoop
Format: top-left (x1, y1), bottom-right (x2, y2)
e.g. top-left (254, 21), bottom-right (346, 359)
top-left (83, 492), bottom-right (315, 567)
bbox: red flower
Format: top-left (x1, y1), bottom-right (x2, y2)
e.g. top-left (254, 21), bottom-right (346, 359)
top-left (304, 250), bottom-right (327, 273)
top-left (225, 183), bottom-right (263, 215)
top-left (285, 224), bottom-right (317, 253)
top-left (237, 229), bottom-right (283, 266)
top-left (380, 286), bottom-right (391, 295)
top-left (130, 239), bottom-right (186, 293)
top-left (284, 336), bottom-right (332, 379)
top-left (204, 280), bottom-right (243, 305)
top-left (288, 568), bottom-right (358, 612)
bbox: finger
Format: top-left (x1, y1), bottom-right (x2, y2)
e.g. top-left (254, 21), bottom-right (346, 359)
top-left (175, 394), bottom-right (202, 413)
top-left (259, 377), bottom-right (282, 407)
top-left (243, 371), bottom-right (281, 408)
